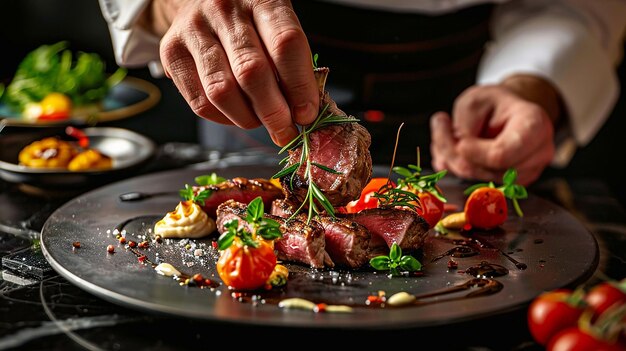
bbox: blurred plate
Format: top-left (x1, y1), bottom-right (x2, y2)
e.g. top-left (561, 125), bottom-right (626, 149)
top-left (0, 127), bottom-right (156, 189)
top-left (0, 76), bottom-right (161, 127)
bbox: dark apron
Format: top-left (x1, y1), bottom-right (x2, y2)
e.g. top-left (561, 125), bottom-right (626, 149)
top-left (293, 1), bottom-right (494, 167)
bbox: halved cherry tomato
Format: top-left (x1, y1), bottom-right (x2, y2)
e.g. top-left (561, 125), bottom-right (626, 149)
top-left (464, 187), bottom-right (507, 229)
top-left (344, 177), bottom-right (394, 214)
top-left (585, 279), bottom-right (626, 320)
top-left (527, 289), bottom-right (587, 346)
top-left (216, 240), bottom-right (276, 291)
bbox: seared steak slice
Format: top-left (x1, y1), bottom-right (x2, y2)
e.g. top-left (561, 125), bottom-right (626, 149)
top-left (270, 199), bottom-right (297, 218)
top-left (280, 68), bottom-right (372, 209)
top-left (274, 217), bottom-right (334, 269)
top-left (195, 177), bottom-right (283, 218)
top-left (216, 199), bottom-right (333, 269)
top-left (314, 216), bottom-right (371, 269)
top-left (344, 208), bottom-right (430, 252)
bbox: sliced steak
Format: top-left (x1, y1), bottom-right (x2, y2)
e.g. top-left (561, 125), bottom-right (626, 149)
top-left (279, 68), bottom-right (372, 209)
top-left (270, 199), bottom-right (297, 218)
top-left (195, 177), bottom-right (283, 218)
top-left (216, 199), bottom-right (333, 269)
top-left (314, 216), bottom-right (371, 269)
top-left (344, 208), bottom-right (430, 252)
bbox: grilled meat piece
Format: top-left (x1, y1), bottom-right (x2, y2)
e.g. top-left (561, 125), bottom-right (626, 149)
top-left (194, 177), bottom-right (283, 218)
top-left (344, 208), bottom-right (430, 252)
top-left (216, 199), bottom-right (333, 269)
top-left (314, 216), bottom-right (371, 269)
top-left (272, 199), bottom-right (371, 269)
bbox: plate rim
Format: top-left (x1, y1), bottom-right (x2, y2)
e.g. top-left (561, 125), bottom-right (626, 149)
top-left (0, 76), bottom-right (161, 127)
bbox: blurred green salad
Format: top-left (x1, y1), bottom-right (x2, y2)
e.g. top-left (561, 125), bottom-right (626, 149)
top-left (0, 41), bottom-right (126, 122)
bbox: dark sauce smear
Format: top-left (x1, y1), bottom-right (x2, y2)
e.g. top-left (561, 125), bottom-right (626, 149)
top-left (430, 246), bottom-right (478, 263)
top-left (464, 261), bottom-right (509, 277)
top-left (436, 233), bottom-right (528, 270)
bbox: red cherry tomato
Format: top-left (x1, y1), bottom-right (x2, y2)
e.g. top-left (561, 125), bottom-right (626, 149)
top-left (464, 187), bottom-right (508, 229)
top-left (585, 280), bottom-right (626, 320)
top-left (216, 240), bottom-right (276, 291)
top-left (344, 177), bottom-right (394, 214)
top-left (414, 191), bottom-right (444, 228)
top-left (547, 327), bottom-right (623, 351)
top-left (527, 289), bottom-right (587, 346)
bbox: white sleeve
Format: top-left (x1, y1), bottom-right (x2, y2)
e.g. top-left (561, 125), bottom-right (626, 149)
top-left (477, 0), bottom-right (626, 167)
top-left (98, 0), bottom-right (165, 77)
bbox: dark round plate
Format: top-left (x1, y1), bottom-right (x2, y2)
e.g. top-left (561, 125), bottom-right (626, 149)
top-left (40, 165), bottom-right (599, 330)
top-left (0, 127), bottom-right (156, 189)
top-left (0, 76), bottom-right (160, 127)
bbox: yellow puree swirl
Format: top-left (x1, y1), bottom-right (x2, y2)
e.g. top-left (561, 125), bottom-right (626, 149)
top-left (154, 201), bottom-right (215, 238)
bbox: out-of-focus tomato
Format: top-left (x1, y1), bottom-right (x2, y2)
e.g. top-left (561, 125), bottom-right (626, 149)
top-left (38, 92), bottom-right (72, 121)
top-left (464, 187), bottom-right (508, 229)
top-left (216, 239), bottom-right (276, 291)
top-left (405, 189), bottom-right (444, 228)
top-left (547, 327), bottom-right (623, 351)
top-left (585, 279), bottom-right (626, 320)
top-left (528, 289), bottom-right (587, 346)
top-left (344, 177), bottom-right (394, 214)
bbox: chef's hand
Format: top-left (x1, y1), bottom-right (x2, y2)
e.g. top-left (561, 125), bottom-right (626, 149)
top-left (430, 74), bottom-right (562, 186)
top-left (140, 0), bottom-right (319, 146)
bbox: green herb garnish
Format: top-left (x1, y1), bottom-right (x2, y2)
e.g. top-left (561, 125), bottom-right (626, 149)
top-left (369, 243), bottom-right (422, 276)
top-left (179, 172), bottom-right (225, 206)
top-left (463, 168), bottom-right (528, 217)
top-left (272, 103), bottom-right (357, 223)
top-left (312, 53), bottom-right (319, 69)
top-left (217, 197), bottom-right (282, 250)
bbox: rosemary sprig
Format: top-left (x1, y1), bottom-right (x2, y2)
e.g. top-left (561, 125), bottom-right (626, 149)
top-left (393, 147), bottom-right (448, 203)
top-left (271, 103), bottom-right (358, 223)
top-left (372, 182), bottom-right (421, 211)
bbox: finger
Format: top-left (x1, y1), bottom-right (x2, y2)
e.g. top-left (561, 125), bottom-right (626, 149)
top-left (451, 85), bottom-right (498, 138)
top-left (252, 1), bottom-right (319, 126)
top-left (160, 18), bottom-right (260, 128)
top-left (430, 111), bottom-right (457, 171)
top-left (212, 3), bottom-right (298, 146)
top-left (159, 38), bottom-right (233, 126)
top-left (457, 104), bottom-right (554, 169)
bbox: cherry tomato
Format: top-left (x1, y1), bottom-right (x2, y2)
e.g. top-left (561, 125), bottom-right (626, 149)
top-left (344, 177), bottom-right (394, 214)
top-left (411, 190), bottom-right (444, 228)
top-left (38, 92), bottom-right (72, 121)
top-left (216, 240), bottom-right (276, 291)
top-left (528, 289), bottom-right (587, 346)
top-left (547, 327), bottom-right (623, 351)
top-left (585, 280), bottom-right (626, 320)
top-left (464, 187), bottom-right (508, 229)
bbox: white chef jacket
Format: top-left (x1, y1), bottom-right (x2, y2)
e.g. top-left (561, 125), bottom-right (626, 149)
top-left (98, 0), bottom-right (626, 167)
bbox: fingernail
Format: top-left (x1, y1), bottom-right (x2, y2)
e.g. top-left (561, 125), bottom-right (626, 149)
top-left (271, 125), bottom-right (299, 146)
top-left (293, 102), bottom-right (317, 125)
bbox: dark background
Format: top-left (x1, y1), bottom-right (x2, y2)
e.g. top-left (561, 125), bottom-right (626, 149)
top-left (1, 0), bottom-right (625, 207)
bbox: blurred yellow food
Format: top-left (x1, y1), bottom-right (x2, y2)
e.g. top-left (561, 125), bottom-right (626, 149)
top-left (18, 137), bottom-right (78, 168)
top-left (68, 149), bottom-right (113, 171)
